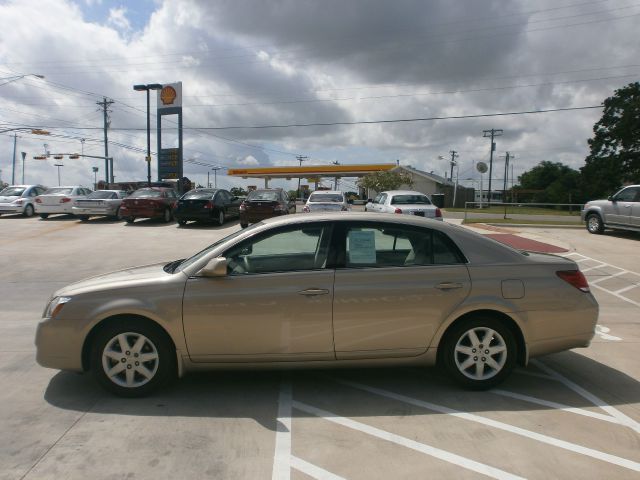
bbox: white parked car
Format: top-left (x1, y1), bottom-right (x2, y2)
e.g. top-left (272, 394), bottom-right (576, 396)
top-left (365, 190), bottom-right (442, 220)
top-left (302, 190), bottom-right (350, 212)
top-left (35, 186), bottom-right (93, 219)
top-left (0, 185), bottom-right (48, 217)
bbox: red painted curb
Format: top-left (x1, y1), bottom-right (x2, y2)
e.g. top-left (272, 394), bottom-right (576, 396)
top-left (484, 233), bottom-right (568, 253)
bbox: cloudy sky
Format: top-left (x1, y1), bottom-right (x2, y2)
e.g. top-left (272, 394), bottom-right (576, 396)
top-left (0, 0), bottom-right (638, 191)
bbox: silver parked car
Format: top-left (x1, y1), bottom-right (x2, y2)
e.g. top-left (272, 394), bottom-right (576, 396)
top-left (365, 190), bottom-right (443, 220)
top-left (35, 212), bottom-right (598, 397)
top-left (0, 184), bottom-right (48, 217)
top-left (302, 190), bottom-right (350, 212)
top-left (72, 190), bottom-right (130, 221)
top-left (35, 186), bottom-right (93, 219)
top-left (582, 185), bottom-right (640, 234)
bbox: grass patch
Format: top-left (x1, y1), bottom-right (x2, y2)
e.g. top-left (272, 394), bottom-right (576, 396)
top-left (445, 206), bottom-right (581, 216)
top-left (462, 218), bottom-right (582, 226)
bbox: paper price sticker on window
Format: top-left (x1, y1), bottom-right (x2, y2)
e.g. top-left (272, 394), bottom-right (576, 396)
top-left (348, 230), bottom-right (376, 264)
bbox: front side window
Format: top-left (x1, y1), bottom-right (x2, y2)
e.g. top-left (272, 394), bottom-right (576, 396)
top-left (615, 187), bottom-right (639, 202)
top-left (224, 223), bottom-right (332, 275)
top-left (343, 223), bottom-right (465, 268)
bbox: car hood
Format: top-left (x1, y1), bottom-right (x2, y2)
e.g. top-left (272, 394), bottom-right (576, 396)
top-left (584, 199), bottom-right (609, 207)
top-left (54, 262), bottom-right (181, 297)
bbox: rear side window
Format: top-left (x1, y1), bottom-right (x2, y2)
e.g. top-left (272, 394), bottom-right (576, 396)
top-left (342, 223), bottom-right (465, 268)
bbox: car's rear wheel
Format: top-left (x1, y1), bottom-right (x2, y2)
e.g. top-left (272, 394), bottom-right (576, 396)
top-left (240, 221), bottom-right (248, 228)
top-left (442, 316), bottom-right (516, 390)
top-left (163, 208), bottom-right (172, 223)
top-left (39, 213), bottom-right (49, 219)
top-left (126, 216), bottom-right (135, 223)
top-left (177, 219), bottom-right (187, 226)
top-left (78, 215), bottom-right (89, 222)
top-left (586, 213), bottom-right (604, 234)
top-left (91, 319), bottom-right (176, 397)
top-left (23, 204), bottom-right (35, 217)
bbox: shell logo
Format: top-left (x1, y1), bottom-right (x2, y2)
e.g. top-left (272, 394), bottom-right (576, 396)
top-left (160, 86), bottom-right (177, 105)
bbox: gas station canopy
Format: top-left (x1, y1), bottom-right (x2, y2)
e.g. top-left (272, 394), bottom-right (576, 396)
top-left (227, 163), bottom-right (396, 180)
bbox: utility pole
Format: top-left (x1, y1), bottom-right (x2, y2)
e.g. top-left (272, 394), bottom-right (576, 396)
top-left (296, 155), bottom-right (308, 199)
top-left (482, 129), bottom-right (503, 206)
top-left (97, 97), bottom-right (114, 184)
top-left (449, 150), bottom-right (458, 181)
top-left (11, 133), bottom-right (17, 185)
top-left (503, 152), bottom-right (514, 202)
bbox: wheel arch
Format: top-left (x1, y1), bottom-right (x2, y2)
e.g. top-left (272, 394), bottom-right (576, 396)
top-left (435, 309), bottom-right (527, 367)
top-left (81, 313), bottom-right (179, 373)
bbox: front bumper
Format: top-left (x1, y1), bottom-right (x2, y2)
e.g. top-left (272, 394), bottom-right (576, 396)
top-left (35, 317), bottom-right (84, 372)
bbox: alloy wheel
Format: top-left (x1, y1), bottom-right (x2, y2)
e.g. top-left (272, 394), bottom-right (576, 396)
top-left (453, 327), bottom-right (507, 381)
top-left (101, 332), bottom-right (159, 388)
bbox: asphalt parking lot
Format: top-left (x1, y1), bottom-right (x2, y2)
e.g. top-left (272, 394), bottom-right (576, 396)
top-left (0, 213), bottom-right (639, 479)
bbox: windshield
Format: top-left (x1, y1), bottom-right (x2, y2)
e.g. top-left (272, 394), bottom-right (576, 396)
top-left (247, 191), bottom-right (279, 201)
top-left (176, 222), bottom-right (264, 272)
top-left (391, 194), bottom-right (431, 205)
top-left (44, 187), bottom-right (73, 195)
top-left (0, 187), bottom-right (25, 197)
top-left (129, 189), bottom-right (162, 198)
top-left (309, 193), bottom-right (344, 203)
top-left (183, 190), bottom-right (215, 200)
top-left (86, 191), bottom-right (117, 199)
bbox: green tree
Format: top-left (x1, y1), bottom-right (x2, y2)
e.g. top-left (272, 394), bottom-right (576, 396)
top-left (581, 82), bottom-right (640, 198)
top-left (519, 161), bottom-right (584, 204)
top-left (230, 186), bottom-right (248, 197)
top-left (357, 170), bottom-right (413, 193)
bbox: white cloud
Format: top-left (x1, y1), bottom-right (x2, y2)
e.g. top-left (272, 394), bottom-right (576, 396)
top-left (107, 6), bottom-right (131, 32)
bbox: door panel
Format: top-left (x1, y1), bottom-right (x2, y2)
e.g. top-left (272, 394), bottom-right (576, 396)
top-left (183, 269), bottom-right (335, 362)
top-left (333, 265), bottom-right (470, 358)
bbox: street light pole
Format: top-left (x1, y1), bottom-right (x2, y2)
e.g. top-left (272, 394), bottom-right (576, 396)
top-left (54, 164), bottom-right (63, 186)
top-left (133, 83), bottom-right (163, 186)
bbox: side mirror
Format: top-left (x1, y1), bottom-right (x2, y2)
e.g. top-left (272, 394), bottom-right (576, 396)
top-left (199, 257), bottom-right (227, 277)
top-left (608, 195), bottom-right (615, 202)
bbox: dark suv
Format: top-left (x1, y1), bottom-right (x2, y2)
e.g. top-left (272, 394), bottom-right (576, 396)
top-left (581, 185), bottom-right (640, 234)
top-left (239, 189), bottom-right (296, 228)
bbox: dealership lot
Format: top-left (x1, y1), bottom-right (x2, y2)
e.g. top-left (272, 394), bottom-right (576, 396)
top-left (0, 215), bottom-right (639, 479)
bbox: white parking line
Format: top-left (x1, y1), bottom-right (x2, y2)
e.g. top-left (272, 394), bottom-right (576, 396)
top-left (333, 378), bottom-right (640, 473)
top-left (291, 456), bottom-right (346, 480)
top-left (293, 401), bottom-right (526, 480)
top-left (531, 360), bottom-right (640, 434)
top-left (272, 377), bottom-right (292, 480)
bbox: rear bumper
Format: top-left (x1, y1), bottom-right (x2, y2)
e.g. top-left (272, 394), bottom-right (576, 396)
top-left (240, 211), bottom-right (286, 223)
top-left (174, 210), bottom-right (215, 221)
top-left (35, 205), bottom-right (74, 214)
top-left (72, 206), bottom-right (118, 216)
top-left (120, 207), bottom-right (165, 218)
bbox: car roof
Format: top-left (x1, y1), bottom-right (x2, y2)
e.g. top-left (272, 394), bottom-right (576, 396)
top-left (381, 190), bottom-right (429, 196)
top-left (309, 190), bottom-right (343, 195)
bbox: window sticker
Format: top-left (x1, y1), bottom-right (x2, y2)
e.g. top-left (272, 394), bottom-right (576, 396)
top-left (348, 230), bottom-right (377, 264)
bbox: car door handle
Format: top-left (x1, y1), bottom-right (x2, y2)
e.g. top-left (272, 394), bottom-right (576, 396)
top-left (298, 288), bottom-right (329, 296)
top-left (436, 282), bottom-right (463, 290)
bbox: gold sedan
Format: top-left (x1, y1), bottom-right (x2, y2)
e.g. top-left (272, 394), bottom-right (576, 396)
top-left (35, 213), bottom-right (598, 397)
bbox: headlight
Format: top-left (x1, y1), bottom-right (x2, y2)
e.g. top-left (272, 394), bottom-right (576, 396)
top-left (44, 296), bottom-right (72, 319)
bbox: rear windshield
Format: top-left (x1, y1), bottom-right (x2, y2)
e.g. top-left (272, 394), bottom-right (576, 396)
top-left (129, 189), bottom-right (162, 198)
top-left (390, 194), bottom-right (431, 205)
top-left (183, 190), bottom-right (215, 200)
top-left (87, 191), bottom-right (117, 199)
top-left (0, 187), bottom-right (25, 196)
top-left (44, 187), bottom-right (73, 195)
top-left (247, 191), bottom-right (279, 201)
top-left (309, 193), bottom-right (344, 203)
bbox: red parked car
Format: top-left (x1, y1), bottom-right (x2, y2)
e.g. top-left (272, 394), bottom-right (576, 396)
top-left (119, 187), bottom-right (178, 223)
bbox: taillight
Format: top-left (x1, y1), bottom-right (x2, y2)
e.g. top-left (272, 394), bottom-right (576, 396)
top-left (394, 208), bottom-right (402, 214)
top-left (435, 208), bottom-right (442, 218)
top-left (35, 198), bottom-right (42, 203)
top-left (557, 270), bottom-right (590, 292)
top-left (204, 201), bottom-right (213, 209)
top-left (60, 197), bottom-right (71, 203)
top-left (239, 202), bottom-right (246, 212)
top-left (303, 205), bottom-right (310, 212)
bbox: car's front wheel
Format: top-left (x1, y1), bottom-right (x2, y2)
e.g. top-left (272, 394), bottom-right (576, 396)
top-left (586, 213), bottom-right (604, 234)
top-left (163, 208), bottom-right (172, 223)
top-left (126, 216), bottom-right (135, 223)
top-left (217, 210), bottom-right (225, 225)
top-left (23, 204), bottom-right (35, 217)
top-left (39, 213), bottom-right (49, 219)
top-left (442, 316), bottom-right (516, 390)
top-left (91, 319), bottom-right (176, 397)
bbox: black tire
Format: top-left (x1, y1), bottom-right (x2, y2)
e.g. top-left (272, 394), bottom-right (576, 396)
top-left (177, 219), bottom-right (187, 226)
top-left (111, 207), bottom-right (123, 221)
top-left (78, 215), bottom-right (89, 222)
top-left (442, 316), bottom-right (517, 390)
top-left (586, 213), bottom-right (604, 234)
top-left (90, 318), bottom-right (176, 397)
top-left (39, 213), bottom-right (49, 219)
top-left (217, 210), bottom-right (225, 226)
top-left (240, 221), bottom-right (248, 228)
top-left (23, 204), bottom-right (35, 217)
top-left (126, 216), bottom-right (135, 223)
top-left (163, 208), bottom-right (172, 223)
